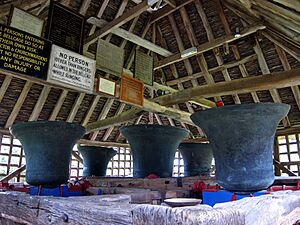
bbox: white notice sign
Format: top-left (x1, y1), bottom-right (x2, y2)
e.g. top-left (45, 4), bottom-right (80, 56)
top-left (47, 45), bottom-right (96, 93)
top-left (98, 77), bottom-right (116, 97)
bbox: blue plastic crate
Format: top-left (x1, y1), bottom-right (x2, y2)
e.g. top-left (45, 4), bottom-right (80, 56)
top-left (202, 190), bottom-right (265, 206)
top-left (29, 185), bottom-right (82, 197)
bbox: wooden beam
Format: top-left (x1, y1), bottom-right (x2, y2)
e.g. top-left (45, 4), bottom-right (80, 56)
top-left (49, 90), bottom-right (68, 121)
top-left (5, 81), bottom-right (33, 128)
top-left (72, 151), bottom-right (83, 164)
top-left (84, 1), bottom-right (156, 46)
top-left (0, 76), bottom-right (12, 103)
top-left (262, 31), bottom-right (300, 62)
top-left (78, 139), bottom-right (130, 148)
top-left (191, 1), bottom-right (240, 104)
top-left (164, 0), bottom-right (176, 8)
top-left (102, 103), bottom-right (126, 141)
top-left (0, 0), bottom-right (46, 18)
top-left (149, 0), bottom-right (194, 24)
top-left (82, 96), bottom-right (101, 126)
top-left (79, 0), bottom-right (92, 15)
top-left (253, 37), bottom-right (291, 127)
top-left (166, 54), bottom-right (257, 86)
top-left (252, 0), bottom-right (300, 27)
top-left (66, 93), bottom-right (85, 122)
top-left (90, 98), bottom-right (115, 140)
top-left (272, 0), bottom-right (300, 13)
top-left (154, 24), bottom-right (266, 70)
top-left (29, 86), bottom-right (51, 121)
top-left (275, 45), bottom-right (300, 111)
top-left (0, 165), bottom-right (26, 182)
top-left (87, 17), bottom-right (173, 57)
top-left (153, 68), bottom-right (300, 106)
top-left (88, 0), bottom-right (110, 36)
top-left (273, 159), bottom-right (297, 176)
top-left (216, 0), bottom-right (260, 103)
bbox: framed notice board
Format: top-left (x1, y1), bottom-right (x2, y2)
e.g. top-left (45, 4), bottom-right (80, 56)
top-left (134, 50), bottom-right (153, 86)
top-left (96, 39), bottom-right (124, 77)
top-left (9, 6), bottom-right (44, 37)
top-left (120, 75), bottom-right (144, 107)
top-left (45, 1), bottom-right (85, 53)
top-left (0, 24), bottom-right (51, 79)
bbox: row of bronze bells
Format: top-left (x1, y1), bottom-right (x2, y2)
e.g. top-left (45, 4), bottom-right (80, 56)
top-left (10, 103), bottom-right (290, 193)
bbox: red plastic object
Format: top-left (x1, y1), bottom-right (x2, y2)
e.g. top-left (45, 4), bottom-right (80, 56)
top-left (216, 101), bottom-right (224, 107)
top-left (145, 174), bottom-right (160, 179)
top-left (230, 193), bottom-right (236, 201)
top-left (268, 185), bottom-right (300, 192)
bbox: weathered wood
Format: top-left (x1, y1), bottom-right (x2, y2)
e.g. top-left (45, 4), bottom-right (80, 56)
top-left (5, 81), bottom-right (33, 128)
top-left (72, 151), bottom-right (83, 164)
top-left (154, 24), bottom-right (266, 70)
top-left (153, 68), bottom-right (300, 106)
top-left (166, 54), bottom-right (257, 86)
top-left (66, 93), bottom-right (85, 122)
top-left (48, 90), bottom-right (68, 121)
top-left (29, 86), bottom-right (51, 121)
top-left (0, 165), bottom-right (26, 182)
top-left (149, 0), bottom-right (194, 24)
top-left (0, 192), bottom-right (133, 225)
top-left (0, 76), bottom-right (12, 103)
top-left (79, 0), bottom-right (92, 15)
top-left (84, 1), bottom-right (157, 45)
top-left (87, 17), bottom-right (173, 57)
top-left (273, 159), bottom-right (297, 176)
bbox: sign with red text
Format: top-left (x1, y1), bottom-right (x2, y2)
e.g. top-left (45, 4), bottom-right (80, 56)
top-left (47, 45), bottom-right (95, 93)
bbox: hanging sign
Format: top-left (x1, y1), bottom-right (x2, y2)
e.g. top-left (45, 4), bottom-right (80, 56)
top-left (97, 77), bottom-right (116, 97)
top-left (120, 75), bottom-right (144, 107)
top-left (135, 50), bottom-right (153, 86)
top-left (45, 1), bottom-right (85, 53)
top-left (0, 24), bottom-right (51, 79)
top-left (9, 6), bottom-right (44, 37)
top-left (96, 39), bottom-right (124, 77)
top-left (47, 45), bottom-right (96, 93)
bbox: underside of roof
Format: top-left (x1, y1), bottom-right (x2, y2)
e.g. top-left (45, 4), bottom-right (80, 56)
top-left (0, 0), bottom-right (299, 144)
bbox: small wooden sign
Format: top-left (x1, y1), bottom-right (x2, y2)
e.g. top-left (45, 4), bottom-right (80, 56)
top-left (0, 23), bottom-right (51, 79)
top-left (45, 1), bottom-right (85, 53)
top-left (135, 50), bottom-right (153, 86)
top-left (97, 77), bottom-right (116, 97)
top-left (120, 75), bottom-right (144, 107)
top-left (96, 39), bottom-right (124, 77)
top-left (9, 6), bottom-right (44, 37)
top-left (47, 45), bottom-right (96, 93)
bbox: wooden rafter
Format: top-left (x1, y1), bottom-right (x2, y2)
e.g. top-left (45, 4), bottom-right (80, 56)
top-left (66, 93), bottom-right (85, 123)
top-left (87, 17), bottom-right (173, 57)
top-left (149, 0), bottom-right (194, 24)
top-left (0, 76), bottom-right (12, 103)
top-left (253, 37), bottom-right (291, 127)
top-left (82, 96), bottom-right (101, 126)
top-left (5, 81), bottom-right (33, 128)
top-left (166, 54), bottom-right (257, 86)
top-left (84, 0), bottom-right (158, 46)
top-left (216, 0), bottom-right (260, 103)
top-left (191, 1), bottom-right (240, 104)
top-left (154, 24), bottom-right (266, 70)
top-left (49, 90), bottom-right (68, 121)
top-left (79, 0), bottom-right (92, 15)
top-left (275, 45), bottom-right (300, 111)
top-left (29, 86), bottom-right (51, 121)
top-left (153, 68), bottom-right (300, 106)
